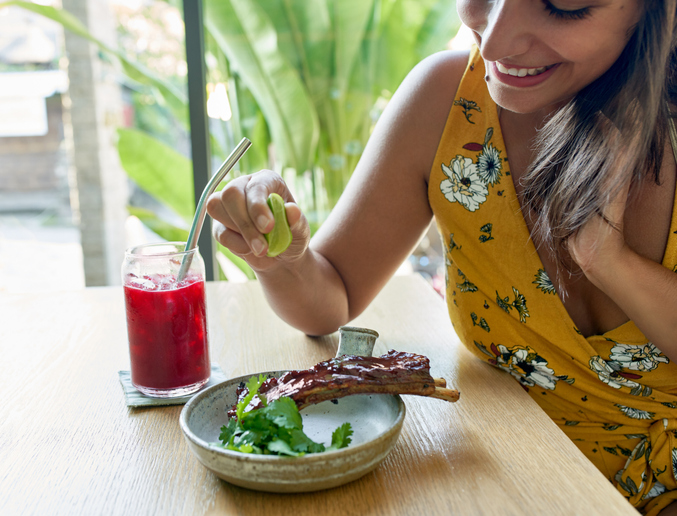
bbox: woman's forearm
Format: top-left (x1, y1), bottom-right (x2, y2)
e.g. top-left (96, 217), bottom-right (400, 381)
top-left (256, 247), bottom-right (350, 336)
top-left (585, 246), bottom-right (677, 359)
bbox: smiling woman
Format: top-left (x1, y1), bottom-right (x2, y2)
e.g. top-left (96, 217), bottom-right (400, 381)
top-left (206, 1), bottom-right (677, 515)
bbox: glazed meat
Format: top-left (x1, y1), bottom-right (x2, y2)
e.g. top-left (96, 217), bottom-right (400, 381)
top-left (229, 350), bottom-right (459, 418)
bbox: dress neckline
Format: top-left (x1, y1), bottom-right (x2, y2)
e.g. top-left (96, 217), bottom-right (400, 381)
top-left (490, 100), bottom-right (677, 341)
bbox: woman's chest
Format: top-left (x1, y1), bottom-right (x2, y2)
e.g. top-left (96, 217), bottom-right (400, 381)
top-left (508, 142), bottom-right (676, 338)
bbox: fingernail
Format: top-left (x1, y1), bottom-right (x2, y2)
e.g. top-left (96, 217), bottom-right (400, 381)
top-left (251, 238), bottom-right (265, 256)
top-left (257, 215), bottom-right (270, 232)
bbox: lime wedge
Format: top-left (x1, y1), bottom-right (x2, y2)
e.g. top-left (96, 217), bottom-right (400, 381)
top-left (264, 193), bottom-right (292, 257)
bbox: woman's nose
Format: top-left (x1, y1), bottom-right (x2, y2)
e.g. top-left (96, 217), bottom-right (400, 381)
top-left (475, 0), bottom-right (534, 63)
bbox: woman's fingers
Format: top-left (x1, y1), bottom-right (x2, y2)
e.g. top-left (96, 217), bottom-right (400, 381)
top-left (206, 170), bottom-right (310, 265)
top-left (244, 176), bottom-right (277, 234)
top-left (206, 175), bottom-right (250, 230)
top-left (220, 184), bottom-right (269, 256)
top-left (285, 202), bottom-right (302, 228)
top-left (212, 222), bottom-right (254, 256)
top-left (281, 202), bottom-right (310, 256)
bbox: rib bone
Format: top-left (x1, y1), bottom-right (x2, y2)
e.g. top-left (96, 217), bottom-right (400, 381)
top-left (230, 349), bottom-right (459, 417)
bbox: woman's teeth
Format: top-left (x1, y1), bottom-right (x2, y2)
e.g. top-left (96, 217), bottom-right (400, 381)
top-left (496, 62), bottom-right (551, 77)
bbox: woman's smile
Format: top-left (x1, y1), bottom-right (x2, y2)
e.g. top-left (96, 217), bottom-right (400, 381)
top-left (457, 0), bottom-right (642, 114)
top-left (491, 61), bottom-right (560, 87)
top-left (495, 62), bottom-right (556, 77)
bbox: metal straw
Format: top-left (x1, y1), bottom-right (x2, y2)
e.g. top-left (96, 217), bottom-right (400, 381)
top-left (176, 137), bottom-right (252, 283)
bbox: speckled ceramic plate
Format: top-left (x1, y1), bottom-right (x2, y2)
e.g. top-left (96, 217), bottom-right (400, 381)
top-left (179, 370), bottom-right (405, 493)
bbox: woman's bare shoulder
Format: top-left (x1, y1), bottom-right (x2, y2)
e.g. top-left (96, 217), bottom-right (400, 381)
top-left (362, 49), bottom-right (470, 177)
top-left (410, 49), bottom-right (471, 89)
top-left (379, 50), bottom-right (471, 177)
top-left (391, 49), bottom-right (471, 122)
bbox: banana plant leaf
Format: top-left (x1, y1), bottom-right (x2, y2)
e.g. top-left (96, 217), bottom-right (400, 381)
top-left (217, 243), bottom-right (257, 280)
top-left (205, 0), bottom-right (320, 175)
top-left (117, 128), bottom-right (194, 222)
top-left (127, 206), bottom-right (189, 242)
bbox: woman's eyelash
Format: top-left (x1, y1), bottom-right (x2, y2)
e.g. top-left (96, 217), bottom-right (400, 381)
top-left (543, 0), bottom-right (591, 20)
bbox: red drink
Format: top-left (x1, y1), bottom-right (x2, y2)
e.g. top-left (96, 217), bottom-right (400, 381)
top-left (122, 243), bottom-right (210, 398)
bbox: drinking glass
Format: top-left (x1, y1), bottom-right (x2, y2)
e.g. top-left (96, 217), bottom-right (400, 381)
top-left (122, 242), bottom-right (210, 397)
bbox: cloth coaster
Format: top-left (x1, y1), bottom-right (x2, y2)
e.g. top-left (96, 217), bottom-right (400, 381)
top-left (118, 363), bottom-right (227, 407)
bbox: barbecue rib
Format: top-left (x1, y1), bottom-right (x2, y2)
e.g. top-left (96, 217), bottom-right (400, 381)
top-left (229, 350), bottom-right (459, 418)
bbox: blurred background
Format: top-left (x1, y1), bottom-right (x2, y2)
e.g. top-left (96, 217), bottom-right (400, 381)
top-left (0, 0), bottom-right (473, 295)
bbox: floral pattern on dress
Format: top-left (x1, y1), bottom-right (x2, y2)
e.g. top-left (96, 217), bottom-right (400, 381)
top-left (440, 123), bottom-right (504, 213)
top-left (642, 480), bottom-right (667, 500)
top-left (495, 287), bottom-right (530, 323)
top-left (479, 223), bottom-right (494, 242)
top-left (470, 312), bottom-right (490, 332)
top-left (453, 97), bottom-right (481, 124)
top-left (533, 268), bottom-right (556, 294)
top-left (615, 404), bottom-right (655, 420)
top-left (440, 155), bottom-right (488, 212)
top-left (456, 268), bottom-right (478, 293)
top-left (590, 356), bottom-right (641, 389)
top-left (615, 469), bottom-right (648, 499)
top-left (474, 341), bottom-right (574, 390)
top-left (608, 341), bottom-right (669, 372)
top-left (448, 233), bottom-right (461, 252)
top-left (477, 143), bottom-right (502, 185)
top-left (589, 356), bottom-right (652, 397)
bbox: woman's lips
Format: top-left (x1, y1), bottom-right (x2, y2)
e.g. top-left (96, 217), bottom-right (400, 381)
top-left (490, 61), bottom-right (560, 87)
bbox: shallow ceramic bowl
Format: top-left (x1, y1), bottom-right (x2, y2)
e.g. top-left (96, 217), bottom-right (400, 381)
top-left (180, 371), bottom-right (405, 493)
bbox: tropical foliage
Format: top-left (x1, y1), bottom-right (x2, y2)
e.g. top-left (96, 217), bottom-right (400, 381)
top-left (2, 0), bottom-right (460, 278)
top-left (204, 0), bottom-right (460, 223)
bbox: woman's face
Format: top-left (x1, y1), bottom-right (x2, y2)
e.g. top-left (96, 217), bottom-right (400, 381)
top-left (457, 0), bottom-right (642, 115)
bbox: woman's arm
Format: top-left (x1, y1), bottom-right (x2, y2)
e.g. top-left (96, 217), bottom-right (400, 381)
top-left (590, 247), bottom-right (677, 355)
top-left (207, 51), bottom-right (470, 336)
top-left (569, 174), bottom-right (677, 359)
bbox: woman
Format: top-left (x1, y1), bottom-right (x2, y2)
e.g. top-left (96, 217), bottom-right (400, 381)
top-left (207, 1), bottom-right (677, 513)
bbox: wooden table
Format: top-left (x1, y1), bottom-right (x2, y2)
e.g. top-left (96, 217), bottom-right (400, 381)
top-left (0, 275), bottom-right (639, 515)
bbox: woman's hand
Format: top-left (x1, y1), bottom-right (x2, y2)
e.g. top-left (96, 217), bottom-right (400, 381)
top-left (567, 175), bottom-right (631, 281)
top-left (206, 170), bottom-right (311, 272)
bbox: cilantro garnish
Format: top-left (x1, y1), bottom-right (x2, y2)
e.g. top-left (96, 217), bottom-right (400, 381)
top-left (213, 374), bottom-right (353, 456)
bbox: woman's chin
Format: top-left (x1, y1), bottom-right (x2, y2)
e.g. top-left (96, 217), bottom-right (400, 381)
top-left (488, 89), bottom-right (568, 117)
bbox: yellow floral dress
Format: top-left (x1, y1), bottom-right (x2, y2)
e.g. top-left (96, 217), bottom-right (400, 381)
top-left (428, 45), bottom-right (677, 515)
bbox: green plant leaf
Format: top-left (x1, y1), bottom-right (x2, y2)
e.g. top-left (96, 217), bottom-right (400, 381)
top-left (261, 397), bottom-right (303, 430)
top-left (288, 428), bottom-right (325, 454)
top-left (226, 78), bottom-right (271, 175)
top-left (205, 0), bottom-right (320, 173)
top-left (330, 0), bottom-right (376, 96)
top-left (216, 243), bottom-right (256, 280)
top-left (236, 374), bottom-right (267, 421)
top-left (126, 206), bottom-right (189, 242)
top-left (327, 422), bottom-right (353, 451)
top-left (415, 0), bottom-right (461, 61)
top-left (117, 128), bottom-right (194, 222)
top-left (266, 438), bottom-right (303, 456)
top-left (218, 418), bottom-right (241, 445)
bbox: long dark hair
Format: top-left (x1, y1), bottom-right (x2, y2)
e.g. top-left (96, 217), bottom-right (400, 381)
top-left (520, 0), bottom-right (677, 288)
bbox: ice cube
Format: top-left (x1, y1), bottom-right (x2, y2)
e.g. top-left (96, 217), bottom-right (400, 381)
top-left (128, 276), bottom-right (157, 291)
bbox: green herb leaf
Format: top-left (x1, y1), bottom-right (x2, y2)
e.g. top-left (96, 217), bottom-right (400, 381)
top-left (216, 375), bottom-right (354, 457)
top-left (236, 443), bottom-right (256, 454)
top-left (236, 374), bottom-right (267, 421)
top-left (287, 428), bottom-right (325, 454)
top-left (218, 418), bottom-right (241, 445)
top-left (238, 409), bottom-right (277, 441)
top-left (267, 438), bottom-right (304, 457)
top-left (327, 422), bottom-right (353, 451)
top-left (261, 397), bottom-right (303, 430)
